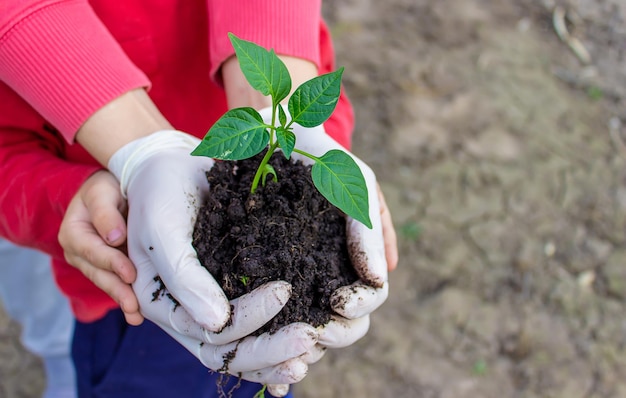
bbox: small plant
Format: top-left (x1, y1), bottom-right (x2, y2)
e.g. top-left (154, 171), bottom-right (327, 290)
top-left (192, 33), bottom-right (372, 229)
top-left (252, 385), bottom-right (267, 398)
top-left (238, 275), bottom-right (250, 286)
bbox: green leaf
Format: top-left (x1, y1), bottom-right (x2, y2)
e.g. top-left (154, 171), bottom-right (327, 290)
top-left (275, 127), bottom-right (295, 159)
top-left (238, 275), bottom-right (250, 286)
top-left (191, 107), bottom-right (268, 160)
top-left (228, 33), bottom-right (291, 106)
top-left (288, 68), bottom-right (343, 127)
top-left (277, 104), bottom-right (287, 126)
top-left (261, 163), bottom-right (277, 186)
top-left (311, 149), bottom-right (371, 228)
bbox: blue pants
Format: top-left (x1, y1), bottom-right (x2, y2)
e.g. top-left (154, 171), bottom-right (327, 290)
top-left (72, 309), bottom-right (293, 398)
top-left (0, 239), bottom-right (77, 398)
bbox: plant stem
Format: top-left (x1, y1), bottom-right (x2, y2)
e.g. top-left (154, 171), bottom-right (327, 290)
top-left (253, 385), bottom-right (267, 398)
top-left (269, 104), bottom-right (277, 146)
top-left (292, 148), bottom-right (320, 162)
top-left (251, 141), bottom-right (279, 193)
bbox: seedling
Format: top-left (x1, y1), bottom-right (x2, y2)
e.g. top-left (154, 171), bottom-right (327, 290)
top-left (252, 385), bottom-right (267, 398)
top-left (192, 33), bottom-right (372, 229)
top-left (238, 275), bottom-right (250, 286)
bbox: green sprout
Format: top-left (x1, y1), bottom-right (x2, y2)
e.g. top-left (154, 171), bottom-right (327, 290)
top-left (191, 33), bottom-right (372, 229)
top-left (253, 385), bottom-right (267, 398)
top-left (238, 275), bottom-right (250, 286)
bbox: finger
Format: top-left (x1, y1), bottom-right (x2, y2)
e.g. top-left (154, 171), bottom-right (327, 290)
top-left (317, 315), bottom-right (370, 348)
top-left (60, 194), bottom-right (135, 284)
top-left (346, 166), bottom-right (387, 288)
top-left (203, 281), bottom-right (291, 344)
top-left (143, 280), bottom-right (291, 345)
top-left (378, 186), bottom-right (398, 271)
top-left (69, 255), bottom-right (140, 321)
top-left (62, 221), bottom-right (136, 285)
top-left (123, 309), bottom-right (145, 326)
top-left (137, 249), bottom-right (231, 332)
top-left (239, 358), bottom-right (309, 385)
top-left (81, 171), bottom-right (128, 247)
top-left (198, 323), bottom-right (318, 373)
top-left (346, 220), bottom-right (387, 288)
top-left (299, 344), bottom-right (326, 364)
top-left (158, 323), bottom-right (317, 381)
top-left (330, 281), bottom-right (389, 319)
top-left (267, 384), bottom-right (291, 397)
top-left (60, 193), bottom-right (141, 324)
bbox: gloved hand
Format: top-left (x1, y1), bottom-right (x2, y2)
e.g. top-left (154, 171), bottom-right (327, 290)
top-left (257, 107), bottom-right (390, 396)
top-left (290, 125), bottom-right (389, 318)
top-left (258, 106), bottom-right (390, 321)
top-left (108, 130), bottom-right (319, 385)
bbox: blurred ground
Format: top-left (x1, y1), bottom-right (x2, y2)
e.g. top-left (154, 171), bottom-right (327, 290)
top-left (2, 0), bottom-right (626, 397)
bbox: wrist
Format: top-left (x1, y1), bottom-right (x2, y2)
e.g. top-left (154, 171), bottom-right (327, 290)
top-left (76, 89), bottom-right (173, 166)
top-left (107, 130), bottom-right (200, 197)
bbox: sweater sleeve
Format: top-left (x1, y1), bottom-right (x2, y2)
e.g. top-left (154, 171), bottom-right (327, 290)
top-left (0, 0), bottom-right (150, 142)
top-left (207, 0), bottom-right (321, 83)
top-left (0, 124), bottom-right (101, 260)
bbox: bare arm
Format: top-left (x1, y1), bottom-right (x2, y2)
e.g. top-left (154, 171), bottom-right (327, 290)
top-left (74, 54), bottom-right (315, 167)
top-left (75, 89), bottom-right (173, 166)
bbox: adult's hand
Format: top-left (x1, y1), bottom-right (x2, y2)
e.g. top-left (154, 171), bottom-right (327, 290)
top-left (255, 106), bottom-right (398, 395)
top-left (292, 123), bottom-right (393, 319)
top-left (107, 130), bottom-right (319, 385)
top-left (259, 107), bottom-right (395, 320)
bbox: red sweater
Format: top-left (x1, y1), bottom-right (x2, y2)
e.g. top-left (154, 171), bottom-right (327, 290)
top-left (0, 0), bottom-right (354, 322)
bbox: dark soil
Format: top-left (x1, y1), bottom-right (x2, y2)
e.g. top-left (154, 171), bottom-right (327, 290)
top-left (192, 150), bottom-right (359, 335)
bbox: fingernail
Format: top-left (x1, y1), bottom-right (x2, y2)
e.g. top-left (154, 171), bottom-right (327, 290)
top-left (107, 228), bottom-right (123, 243)
top-left (272, 281), bottom-right (292, 306)
top-left (279, 358), bottom-right (308, 383)
top-left (267, 384), bottom-right (290, 397)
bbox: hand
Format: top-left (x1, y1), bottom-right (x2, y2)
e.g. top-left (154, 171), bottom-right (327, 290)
top-left (141, 272), bottom-right (319, 385)
top-left (257, 107), bottom-right (397, 395)
top-left (58, 170), bottom-right (143, 325)
top-left (379, 184), bottom-right (399, 272)
top-left (258, 107), bottom-right (393, 317)
top-left (107, 130), bottom-right (319, 384)
top-left (292, 123), bottom-right (392, 316)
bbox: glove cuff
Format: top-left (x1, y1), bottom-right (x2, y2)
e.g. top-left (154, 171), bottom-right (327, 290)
top-left (107, 130), bottom-right (200, 197)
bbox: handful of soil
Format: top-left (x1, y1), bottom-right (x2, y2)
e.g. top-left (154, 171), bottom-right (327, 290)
top-left (192, 150), bottom-right (358, 335)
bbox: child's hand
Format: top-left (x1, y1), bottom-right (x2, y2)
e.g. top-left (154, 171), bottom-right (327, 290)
top-left (58, 170), bottom-right (143, 325)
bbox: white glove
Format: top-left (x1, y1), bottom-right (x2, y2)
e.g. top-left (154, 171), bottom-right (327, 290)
top-left (259, 107), bottom-right (390, 322)
top-left (257, 107), bottom-right (389, 395)
top-left (289, 124), bottom-right (389, 319)
top-left (108, 130), bottom-right (319, 384)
